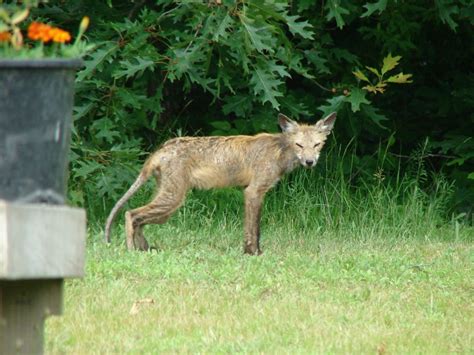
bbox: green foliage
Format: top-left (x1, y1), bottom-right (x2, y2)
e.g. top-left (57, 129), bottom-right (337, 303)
top-left (32, 0), bottom-right (472, 216)
top-left (360, 0), bottom-right (388, 18)
top-left (353, 53), bottom-right (413, 94)
top-left (325, 0), bottom-right (351, 29)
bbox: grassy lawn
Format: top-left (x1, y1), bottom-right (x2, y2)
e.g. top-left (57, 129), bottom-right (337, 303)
top-left (46, 164), bottom-right (473, 353)
top-left (46, 224), bottom-right (473, 353)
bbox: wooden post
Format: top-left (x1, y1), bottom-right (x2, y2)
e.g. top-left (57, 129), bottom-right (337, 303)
top-left (0, 202), bottom-right (86, 354)
top-left (0, 280), bottom-right (63, 354)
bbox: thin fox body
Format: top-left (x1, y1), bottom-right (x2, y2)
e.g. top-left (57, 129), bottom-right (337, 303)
top-left (104, 113), bottom-right (336, 255)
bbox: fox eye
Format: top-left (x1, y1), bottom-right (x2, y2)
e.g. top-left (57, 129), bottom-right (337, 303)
top-left (313, 143), bottom-right (321, 148)
top-left (295, 143), bottom-right (303, 148)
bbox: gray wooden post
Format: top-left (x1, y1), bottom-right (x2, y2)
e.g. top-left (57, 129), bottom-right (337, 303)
top-left (0, 201), bottom-right (86, 354)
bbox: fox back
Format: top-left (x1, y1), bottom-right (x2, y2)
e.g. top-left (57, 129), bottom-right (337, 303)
top-left (143, 113), bottom-right (336, 191)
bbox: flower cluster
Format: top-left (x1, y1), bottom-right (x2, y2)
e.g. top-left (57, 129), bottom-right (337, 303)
top-left (27, 22), bottom-right (71, 43)
top-left (0, 3), bottom-right (89, 57)
top-left (0, 31), bottom-right (11, 42)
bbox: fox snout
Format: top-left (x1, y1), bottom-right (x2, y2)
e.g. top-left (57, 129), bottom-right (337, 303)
top-left (294, 149), bottom-right (321, 168)
top-left (300, 157), bottom-right (318, 168)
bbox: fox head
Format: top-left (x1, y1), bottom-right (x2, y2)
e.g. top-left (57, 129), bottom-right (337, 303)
top-left (279, 112), bottom-right (337, 168)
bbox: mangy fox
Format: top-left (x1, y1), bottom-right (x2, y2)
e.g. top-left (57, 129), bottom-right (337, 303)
top-left (104, 112), bottom-right (336, 255)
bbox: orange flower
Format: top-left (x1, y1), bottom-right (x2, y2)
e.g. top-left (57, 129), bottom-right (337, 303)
top-left (27, 22), bottom-right (71, 43)
top-left (0, 31), bottom-right (12, 42)
top-left (49, 27), bottom-right (71, 43)
top-left (28, 22), bottom-right (53, 42)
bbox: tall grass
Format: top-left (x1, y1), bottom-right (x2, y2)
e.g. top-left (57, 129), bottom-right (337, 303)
top-left (99, 141), bottom-right (463, 248)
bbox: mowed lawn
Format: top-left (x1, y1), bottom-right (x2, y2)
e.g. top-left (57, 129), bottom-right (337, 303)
top-left (46, 223), bottom-right (473, 353)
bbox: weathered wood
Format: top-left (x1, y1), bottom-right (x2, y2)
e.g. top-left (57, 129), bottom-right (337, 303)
top-left (0, 279), bottom-right (63, 354)
top-left (0, 201), bottom-right (86, 279)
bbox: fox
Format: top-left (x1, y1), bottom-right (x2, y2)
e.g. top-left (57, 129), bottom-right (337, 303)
top-left (104, 112), bottom-right (336, 255)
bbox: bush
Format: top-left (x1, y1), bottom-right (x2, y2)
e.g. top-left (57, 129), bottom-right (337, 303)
top-left (31, 0), bottom-right (473, 217)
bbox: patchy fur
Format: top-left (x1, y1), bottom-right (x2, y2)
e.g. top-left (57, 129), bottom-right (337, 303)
top-left (104, 113), bottom-right (336, 255)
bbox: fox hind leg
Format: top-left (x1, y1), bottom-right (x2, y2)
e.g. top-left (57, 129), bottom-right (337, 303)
top-left (125, 211), bottom-right (149, 250)
top-left (125, 181), bottom-right (188, 251)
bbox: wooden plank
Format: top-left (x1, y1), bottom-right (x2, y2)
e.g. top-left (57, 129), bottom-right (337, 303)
top-left (0, 201), bottom-right (86, 279)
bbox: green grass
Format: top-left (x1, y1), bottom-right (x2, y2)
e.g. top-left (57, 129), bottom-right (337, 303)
top-left (46, 231), bottom-right (472, 353)
top-left (46, 153), bottom-right (473, 353)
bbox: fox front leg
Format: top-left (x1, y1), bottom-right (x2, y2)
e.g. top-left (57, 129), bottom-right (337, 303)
top-left (243, 186), bottom-right (266, 255)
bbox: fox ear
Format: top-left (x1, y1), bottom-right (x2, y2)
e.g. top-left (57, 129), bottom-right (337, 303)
top-left (278, 113), bottom-right (298, 133)
top-left (315, 112), bottom-right (337, 133)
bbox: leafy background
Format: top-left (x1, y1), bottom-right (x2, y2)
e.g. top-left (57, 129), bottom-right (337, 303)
top-left (34, 0), bottom-right (473, 219)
